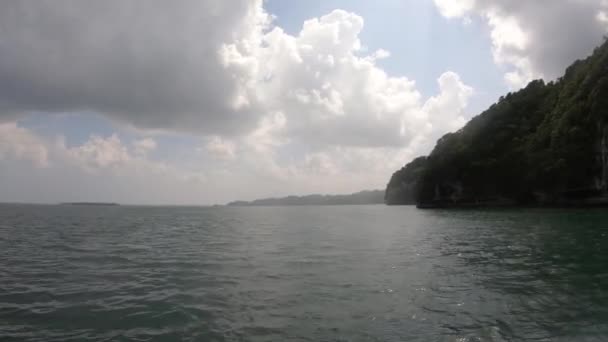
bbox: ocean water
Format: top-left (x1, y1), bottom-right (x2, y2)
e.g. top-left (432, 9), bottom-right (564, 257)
top-left (1, 204), bottom-right (608, 341)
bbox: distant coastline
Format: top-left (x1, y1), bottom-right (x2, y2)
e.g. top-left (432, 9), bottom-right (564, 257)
top-left (227, 190), bottom-right (384, 206)
top-left (60, 202), bottom-right (120, 206)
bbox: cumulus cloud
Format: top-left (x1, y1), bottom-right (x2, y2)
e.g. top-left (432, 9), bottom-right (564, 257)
top-left (59, 134), bottom-right (206, 184)
top-left (68, 135), bottom-right (131, 170)
top-left (5, 0), bottom-right (607, 204)
top-left (223, 9), bottom-right (458, 149)
top-left (133, 138), bottom-right (157, 156)
top-left (434, 0), bottom-right (608, 88)
top-left (0, 2), bottom-right (470, 151)
top-left (423, 72), bottom-right (474, 142)
top-left (0, 123), bottom-right (49, 167)
top-left (195, 70), bottom-right (473, 198)
top-left (434, 0), bottom-right (475, 18)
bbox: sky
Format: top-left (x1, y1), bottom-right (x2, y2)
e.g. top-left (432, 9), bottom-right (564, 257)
top-left (1, 0), bottom-right (608, 205)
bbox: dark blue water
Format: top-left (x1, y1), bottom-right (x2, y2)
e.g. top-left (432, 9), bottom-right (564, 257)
top-left (1, 204), bottom-right (608, 341)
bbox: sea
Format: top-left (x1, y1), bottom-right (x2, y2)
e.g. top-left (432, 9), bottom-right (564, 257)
top-left (1, 204), bottom-right (608, 341)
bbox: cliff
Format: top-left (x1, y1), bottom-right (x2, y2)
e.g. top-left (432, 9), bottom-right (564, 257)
top-left (386, 39), bottom-right (608, 207)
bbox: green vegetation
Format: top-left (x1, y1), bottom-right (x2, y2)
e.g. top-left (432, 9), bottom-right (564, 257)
top-left (386, 39), bottom-right (608, 207)
top-left (60, 202), bottom-right (120, 206)
top-left (228, 190), bottom-right (384, 206)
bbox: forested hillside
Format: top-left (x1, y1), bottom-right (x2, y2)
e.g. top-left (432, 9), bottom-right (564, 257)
top-left (386, 39), bottom-right (608, 207)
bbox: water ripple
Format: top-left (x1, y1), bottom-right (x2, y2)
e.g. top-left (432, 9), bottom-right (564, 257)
top-left (1, 205), bottom-right (608, 341)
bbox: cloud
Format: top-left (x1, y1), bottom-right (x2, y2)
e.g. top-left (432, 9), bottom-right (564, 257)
top-left (0, 0), bottom-right (269, 135)
top-left (0, 123), bottom-right (49, 167)
top-left (434, 0), bottom-right (475, 18)
top-left (434, 0), bottom-right (608, 88)
top-left (423, 72), bottom-right (474, 143)
top-left (225, 9), bottom-right (446, 149)
top-left (60, 134), bottom-right (205, 183)
top-left (0, 3), bottom-right (480, 204)
top-left (223, 8), bottom-right (473, 164)
top-left (205, 136), bottom-right (237, 160)
top-left (189, 71), bottom-right (473, 198)
top-left (0, 127), bottom-right (212, 204)
top-left (133, 138), bottom-right (157, 156)
top-left (68, 134), bottom-right (131, 170)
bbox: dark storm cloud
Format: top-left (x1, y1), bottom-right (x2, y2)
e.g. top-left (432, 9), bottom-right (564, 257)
top-left (479, 0), bottom-right (607, 79)
top-left (0, 0), bottom-right (264, 134)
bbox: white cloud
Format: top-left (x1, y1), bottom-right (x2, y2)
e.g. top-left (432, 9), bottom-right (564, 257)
top-left (434, 0), bottom-right (608, 89)
top-left (0, 2), bottom-right (472, 154)
top-left (423, 72), bottom-right (474, 142)
top-left (133, 138), bottom-right (157, 156)
top-left (434, 0), bottom-right (475, 18)
top-left (225, 9), bottom-right (431, 149)
top-left (205, 136), bottom-right (237, 160)
top-left (0, 128), bottom-right (212, 204)
top-left (368, 49), bottom-right (391, 61)
top-left (61, 135), bottom-right (206, 184)
top-left (0, 123), bottom-right (49, 167)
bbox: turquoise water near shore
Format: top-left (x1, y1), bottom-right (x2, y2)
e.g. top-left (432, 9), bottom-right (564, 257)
top-left (1, 204), bottom-right (608, 341)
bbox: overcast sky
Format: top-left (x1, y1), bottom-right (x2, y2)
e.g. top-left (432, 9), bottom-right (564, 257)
top-left (1, 0), bottom-right (607, 205)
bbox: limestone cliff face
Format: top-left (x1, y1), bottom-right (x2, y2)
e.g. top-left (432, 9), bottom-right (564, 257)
top-left (386, 39), bottom-right (608, 207)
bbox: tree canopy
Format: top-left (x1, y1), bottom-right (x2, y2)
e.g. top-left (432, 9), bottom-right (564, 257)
top-left (386, 39), bottom-right (608, 207)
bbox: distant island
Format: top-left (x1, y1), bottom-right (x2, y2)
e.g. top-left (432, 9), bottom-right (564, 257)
top-left (386, 38), bottom-right (608, 208)
top-left (60, 202), bottom-right (120, 206)
top-left (227, 190), bottom-right (384, 206)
